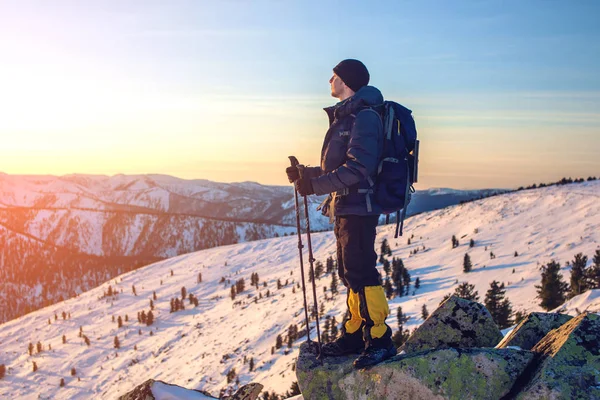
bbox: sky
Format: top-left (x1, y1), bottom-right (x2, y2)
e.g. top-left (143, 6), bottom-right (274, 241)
top-left (0, 0), bottom-right (599, 190)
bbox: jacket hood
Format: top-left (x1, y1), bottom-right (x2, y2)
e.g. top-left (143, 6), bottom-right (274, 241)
top-left (324, 85), bottom-right (384, 123)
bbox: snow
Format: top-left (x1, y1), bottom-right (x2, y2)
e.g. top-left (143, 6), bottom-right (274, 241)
top-left (0, 181), bottom-right (599, 399)
top-left (152, 381), bottom-right (215, 400)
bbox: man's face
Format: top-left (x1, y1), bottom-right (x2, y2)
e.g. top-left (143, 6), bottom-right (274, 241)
top-left (329, 73), bottom-right (345, 99)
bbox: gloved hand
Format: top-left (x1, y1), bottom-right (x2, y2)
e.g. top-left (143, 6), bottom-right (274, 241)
top-left (286, 165), bottom-right (300, 183)
top-left (295, 165), bottom-right (315, 196)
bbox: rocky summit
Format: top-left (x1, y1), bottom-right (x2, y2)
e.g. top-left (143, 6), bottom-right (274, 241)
top-left (296, 298), bottom-right (600, 400)
top-left (400, 296), bottom-right (503, 354)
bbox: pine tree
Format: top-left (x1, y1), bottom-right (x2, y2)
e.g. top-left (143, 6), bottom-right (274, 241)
top-left (286, 381), bottom-right (302, 397)
top-left (198, 273), bottom-right (202, 283)
top-left (330, 317), bottom-right (338, 339)
top-left (380, 239), bottom-right (391, 258)
top-left (415, 277), bottom-right (420, 289)
top-left (249, 357), bottom-right (254, 372)
top-left (569, 253), bottom-right (588, 298)
top-left (536, 260), bottom-right (569, 311)
top-left (463, 253), bottom-right (473, 273)
top-left (114, 336), bottom-right (120, 349)
top-left (33, 362), bottom-right (38, 372)
top-left (330, 273), bottom-right (339, 295)
top-left (275, 334), bottom-right (283, 349)
top-left (230, 285), bottom-right (236, 300)
top-left (181, 286), bottom-right (187, 300)
top-left (383, 278), bottom-right (394, 299)
top-left (0, 364), bottom-right (5, 379)
top-left (451, 235), bottom-right (459, 249)
top-left (36, 341), bottom-right (42, 354)
top-left (277, 279), bottom-right (282, 290)
top-left (589, 249), bottom-right (600, 289)
top-left (146, 310), bottom-right (154, 326)
top-left (236, 278), bottom-right (245, 293)
top-left (28, 342), bottom-right (34, 356)
top-left (326, 257), bottom-right (335, 274)
top-left (382, 259), bottom-right (391, 277)
top-left (391, 257), bottom-right (405, 296)
top-left (153, 291), bottom-right (157, 300)
top-left (484, 281), bottom-right (513, 329)
top-left (454, 282), bottom-right (480, 301)
top-left (314, 261), bottom-right (324, 279)
top-left (421, 304), bottom-right (429, 320)
top-left (132, 285), bottom-right (137, 296)
top-left (402, 267), bottom-right (411, 295)
top-left (469, 239), bottom-right (475, 248)
top-left (514, 251), bottom-right (519, 257)
top-left (83, 335), bottom-right (90, 346)
top-left (392, 329), bottom-right (411, 348)
top-left (117, 316), bottom-right (123, 328)
top-left (60, 378), bottom-right (65, 387)
top-left (71, 368), bottom-right (76, 376)
top-left (396, 306), bottom-right (409, 327)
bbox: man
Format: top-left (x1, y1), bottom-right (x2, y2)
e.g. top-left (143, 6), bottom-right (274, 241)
top-left (286, 59), bottom-right (396, 368)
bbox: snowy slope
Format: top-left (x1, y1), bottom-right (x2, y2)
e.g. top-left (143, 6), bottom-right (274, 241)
top-left (0, 181), bottom-right (599, 399)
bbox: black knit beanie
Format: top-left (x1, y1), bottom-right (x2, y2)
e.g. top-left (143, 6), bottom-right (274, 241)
top-left (333, 59), bottom-right (370, 92)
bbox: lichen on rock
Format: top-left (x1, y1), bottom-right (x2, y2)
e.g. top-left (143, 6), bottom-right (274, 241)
top-left (401, 296), bottom-right (503, 354)
top-left (517, 312), bottom-right (600, 400)
top-left (496, 312), bottom-right (573, 351)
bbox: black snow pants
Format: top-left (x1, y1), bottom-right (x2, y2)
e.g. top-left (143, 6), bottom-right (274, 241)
top-left (334, 215), bottom-right (381, 292)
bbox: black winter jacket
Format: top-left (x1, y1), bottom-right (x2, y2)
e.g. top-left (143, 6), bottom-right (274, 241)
top-left (309, 85), bottom-right (384, 217)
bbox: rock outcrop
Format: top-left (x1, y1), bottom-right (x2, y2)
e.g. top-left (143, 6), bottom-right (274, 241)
top-left (516, 313), bottom-right (600, 399)
top-left (401, 296), bottom-right (503, 354)
top-left (296, 298), bottom-right (600, 400)
top-left (297, 343), bottom-right (533, 399)
top-left (496, 312), bottom-right (573, 350)
top-left (118, 380), bottom-right (263, 400)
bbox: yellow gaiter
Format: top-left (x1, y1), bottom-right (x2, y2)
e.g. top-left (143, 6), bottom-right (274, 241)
top-left (361, 285), bottom-right (390, 339)
top-left (344, 289), bottom-right (363, 334)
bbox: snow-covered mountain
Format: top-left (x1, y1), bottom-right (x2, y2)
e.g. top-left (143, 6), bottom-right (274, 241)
top-left (0, 180), bottom-right (599, 400)
top-left (0, 173), bottom-right (498, 324)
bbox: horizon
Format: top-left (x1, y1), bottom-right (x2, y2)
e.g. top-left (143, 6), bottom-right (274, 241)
top-left (1, 1), bottom-right (599, 190)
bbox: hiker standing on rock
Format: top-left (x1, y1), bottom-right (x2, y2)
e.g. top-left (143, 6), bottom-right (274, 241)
top-left (286, 59), bottom-right (396, 368)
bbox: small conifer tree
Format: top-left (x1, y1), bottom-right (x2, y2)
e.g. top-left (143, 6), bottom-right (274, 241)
top-left (33, 362), bottom-right (38, 372)
top-left (71, 368), bottom-right (76, 376)
top-left (463, 253), bottom-right (473, 273)
top-left (588, 249), bottom-right (600, 289)
top-left (484, 281), bottom-right (513, 329)
top-left (114, 336), bottom-right (120, 349)
top-left (421, 304), bottom-right (429, 320)
top-left (0, 364), bottom-right (5, 379)
top-left (146, 310), bottom-right (154, 326)
top-left (569, 253), bottom-right (588, 298)
top-left (536, 260), bottom-right (569, 311)
top-left (330, 273), bottom-right (339, 295)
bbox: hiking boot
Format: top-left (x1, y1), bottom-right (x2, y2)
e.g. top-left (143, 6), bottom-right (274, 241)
top-left (352, 342), bottom-right (397, 369)
top-left (352, 328), bottom-right (397, 368)
top-left (320, 330), bottom-right (365, 356)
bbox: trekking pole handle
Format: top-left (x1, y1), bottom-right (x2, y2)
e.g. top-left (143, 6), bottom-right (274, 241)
top-left (288, 156), bottom-right (306, 180)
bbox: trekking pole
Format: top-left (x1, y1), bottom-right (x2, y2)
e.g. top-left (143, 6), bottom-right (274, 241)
top-left (291, 157), bottom-right (323, 361)
top-left (288, 156), bottom-right (313, 350)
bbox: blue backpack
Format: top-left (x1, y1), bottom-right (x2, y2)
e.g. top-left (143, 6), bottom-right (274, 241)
top-left (372, 101), bottom-right (419, 237)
